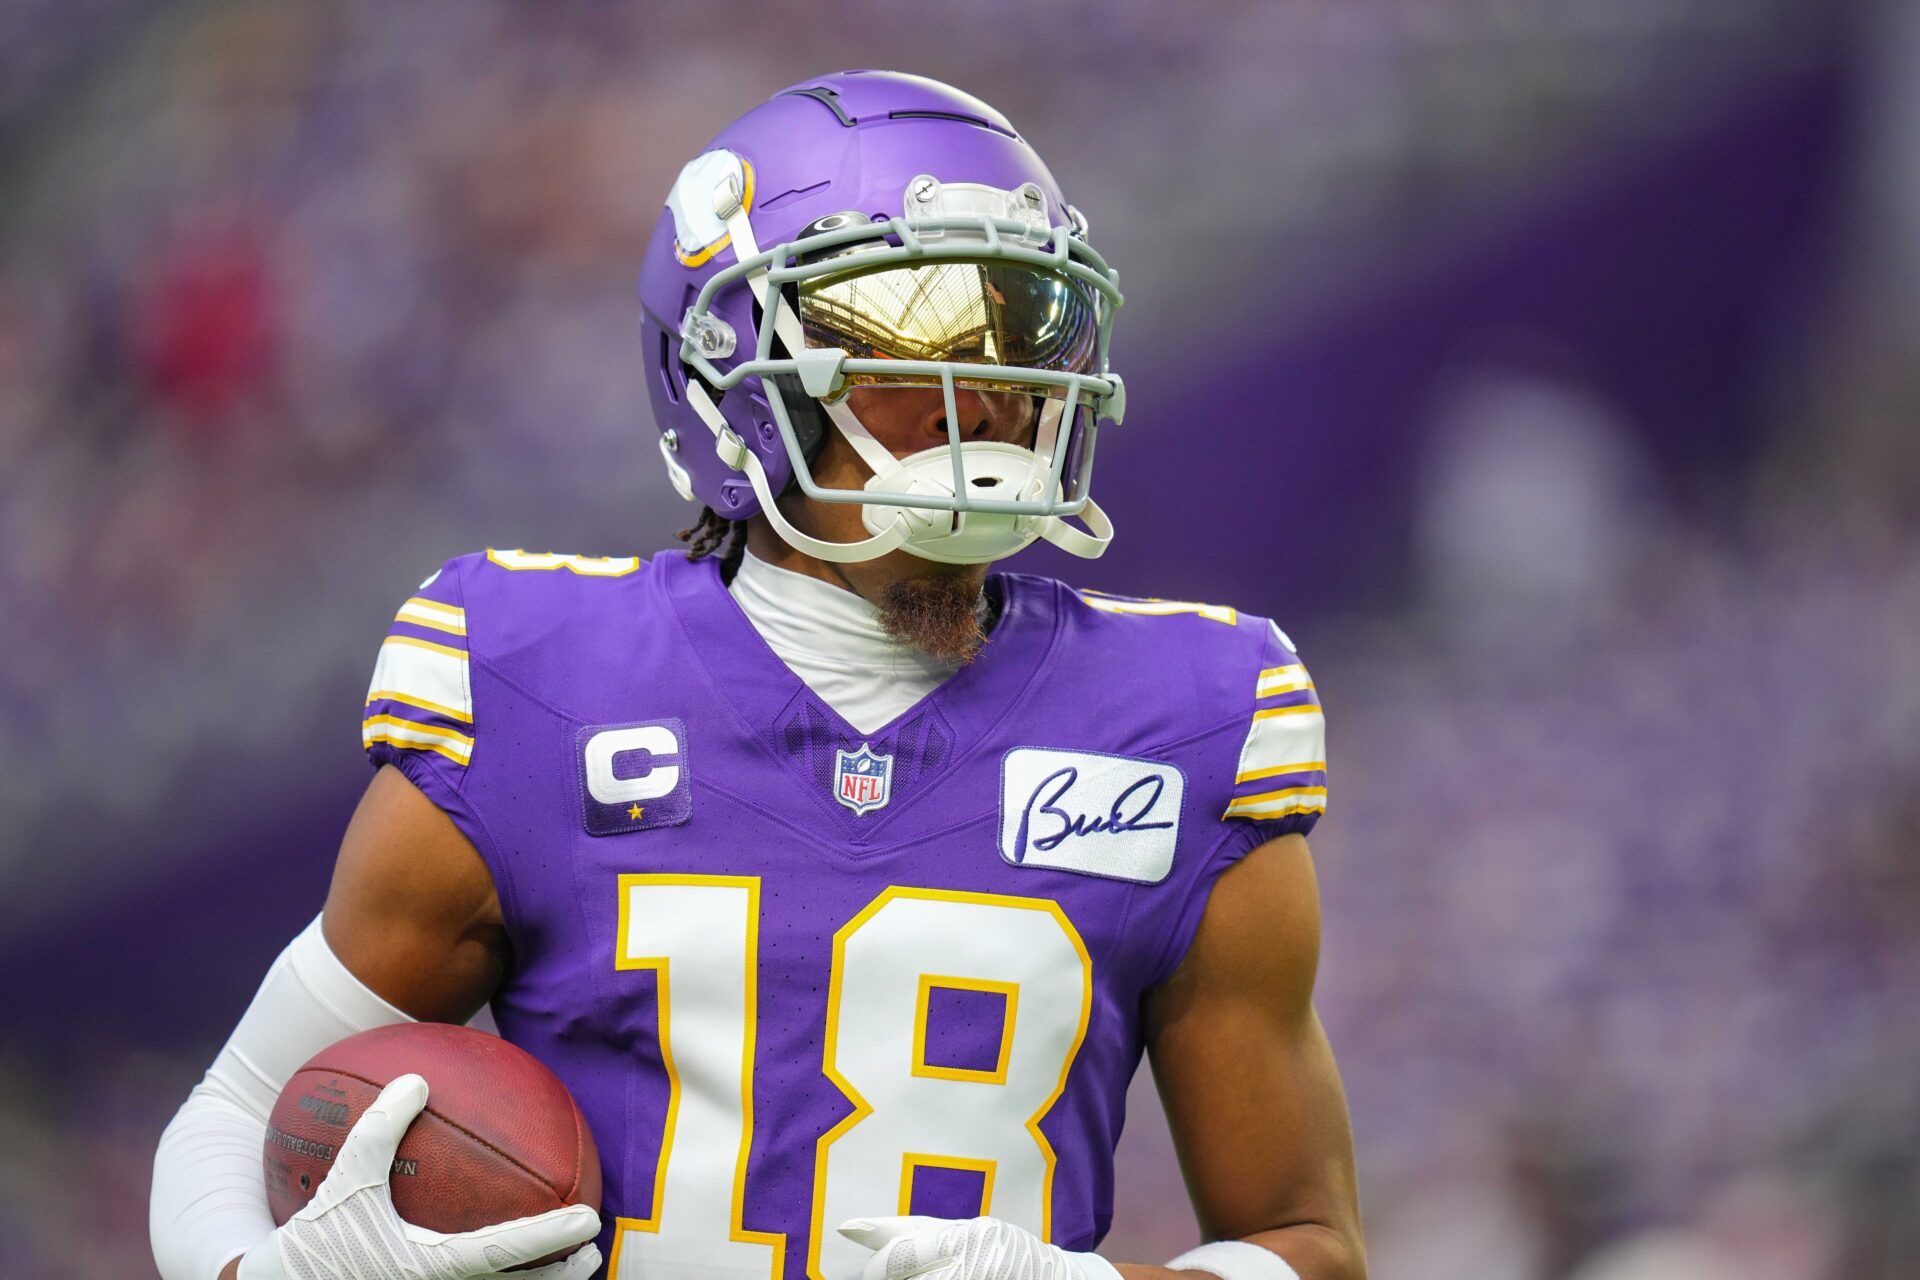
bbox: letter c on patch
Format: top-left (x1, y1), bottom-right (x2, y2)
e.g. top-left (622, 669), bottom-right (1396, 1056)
top-left (584, 725), bottom-right (682, 804)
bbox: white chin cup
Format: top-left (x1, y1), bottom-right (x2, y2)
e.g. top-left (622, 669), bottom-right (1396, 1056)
top-left (862, 441), bottom-right (1052, 564)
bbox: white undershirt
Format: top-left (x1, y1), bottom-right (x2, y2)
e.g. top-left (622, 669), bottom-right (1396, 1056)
top-left (728, 550), bottom-right (961, 734)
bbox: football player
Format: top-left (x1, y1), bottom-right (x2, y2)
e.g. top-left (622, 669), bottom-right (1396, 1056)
top-left (151, 72), bottom-right (1364, 1280)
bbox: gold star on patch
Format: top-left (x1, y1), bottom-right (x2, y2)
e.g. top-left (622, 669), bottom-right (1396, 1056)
top-left (627, 804), bottom-right (645, 821)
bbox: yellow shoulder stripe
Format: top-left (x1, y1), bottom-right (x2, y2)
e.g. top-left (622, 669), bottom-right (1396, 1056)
top-left (1252, 703), bottom-right (1323, 722)
top-left (381, 634), bottom-right (468, 660)
top-left (363, 729), bottom-right (469, 767)
top-left (1229, 784), bottom-right (1327, 807)
top-left (1224, 798), bottom-right (1328, 820)
top-left (395, 597), bottom-right (468, 636)
top-left (1256, 664), bottom-right (1313, 697)
top-left (362, 713), bottom-right (473, 749)
top-left (365, 689), bottom-right (473, 725)
top-left (362, 714), bottom-right (474, 766)
top-left (1234, 760), bottom-right (1326, 785)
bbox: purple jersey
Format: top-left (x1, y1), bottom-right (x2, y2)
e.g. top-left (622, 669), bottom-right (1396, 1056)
top-left (362, 549), bottom-right (1326, 1280)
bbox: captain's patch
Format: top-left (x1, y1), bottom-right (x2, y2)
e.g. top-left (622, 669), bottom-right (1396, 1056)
top-left (578, 720), bottom-right (692, 835)
top-left (998, 747), bottom-right (1183, 883)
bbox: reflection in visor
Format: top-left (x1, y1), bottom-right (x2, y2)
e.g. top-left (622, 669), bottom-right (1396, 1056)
top-left (797, 260), bottom-right (1099, 386)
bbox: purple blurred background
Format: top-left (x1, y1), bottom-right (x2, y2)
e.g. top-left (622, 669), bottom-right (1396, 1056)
top-left (3, 2), bottom-right (1918, 1277)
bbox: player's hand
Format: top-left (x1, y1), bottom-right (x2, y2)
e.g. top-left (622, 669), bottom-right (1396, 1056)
top-left (237, 1074), bottom-right (603, 1280)
top-left (839, 1215), bottom-right (1122, 1280)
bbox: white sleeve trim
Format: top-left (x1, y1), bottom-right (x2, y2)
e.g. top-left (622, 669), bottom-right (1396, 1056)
top-left (150, 918), bottom-right (413, 1280)
top-left (1167, 1240), bottom-right (1301, 1280)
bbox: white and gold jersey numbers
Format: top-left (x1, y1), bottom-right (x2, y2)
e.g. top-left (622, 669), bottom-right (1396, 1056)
top-left (608, 876), bottom-right (786, 1280)
top-left (1076, 589), bottom-right (1237, 626)
top-left (812, 889), bottom-right (1091, 1280)
top-left (605, 882), bottom-right (1092, 1280)
top-left (485, 548), bottom-right (642, 576)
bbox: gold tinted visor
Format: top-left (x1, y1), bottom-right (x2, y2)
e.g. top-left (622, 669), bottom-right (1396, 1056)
top-left (796, 259), bottom-right (1100, 391)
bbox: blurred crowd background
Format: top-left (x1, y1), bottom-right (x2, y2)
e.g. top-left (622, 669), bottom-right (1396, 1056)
top-left (2, 1), bottom-right (1917, 1277)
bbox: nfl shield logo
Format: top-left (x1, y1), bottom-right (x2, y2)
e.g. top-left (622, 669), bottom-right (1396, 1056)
top-left (834, 742), bottom-right (894, 815)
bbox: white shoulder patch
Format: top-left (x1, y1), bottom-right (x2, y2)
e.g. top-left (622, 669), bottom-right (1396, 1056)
top-left (999, 748), bottom-right (1184, 884)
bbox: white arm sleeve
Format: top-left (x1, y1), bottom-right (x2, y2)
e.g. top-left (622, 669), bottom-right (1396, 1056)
top-left (150, 917), bottom-right (413, 1280)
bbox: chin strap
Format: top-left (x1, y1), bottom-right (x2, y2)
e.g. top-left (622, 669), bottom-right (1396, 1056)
top-left (683, 376), bottom-right (910, 563)
top-left (1025, 390), bottom-right (1113, 559)
top-left (1037, 496), bottom-right (1113, 558)
top-left (666, 171), bottom-right (901, 562)
top-left (719, 179), bottom-right (813, 364)
top-left (678, 171), bottom-right (911, 563)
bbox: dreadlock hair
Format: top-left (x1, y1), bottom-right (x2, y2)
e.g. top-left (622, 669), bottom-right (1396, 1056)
top-left (678, 506), bottom-right (748, 582)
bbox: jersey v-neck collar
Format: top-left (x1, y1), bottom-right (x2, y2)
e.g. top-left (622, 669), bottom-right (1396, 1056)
top-left (665, 550), bottom-right (1052, 742)
top-left (661, 551), bottom-right (1059, 831)
top-left (727, 550), bottom-right (963, 733)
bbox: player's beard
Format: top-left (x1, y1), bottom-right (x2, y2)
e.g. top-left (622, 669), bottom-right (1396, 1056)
top-left (878, 573), bottom-right (989, 665)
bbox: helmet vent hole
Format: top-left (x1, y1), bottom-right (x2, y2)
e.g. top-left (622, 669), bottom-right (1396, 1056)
top-left (971, 476), bottom-right (998, 488)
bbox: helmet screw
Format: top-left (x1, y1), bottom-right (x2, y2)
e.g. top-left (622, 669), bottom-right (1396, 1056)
top-left (682, 309), bottom-right (736, 359)
top-left (661, 428), bottom-right (679, 452)
top-left (910, 175), bottom-right (938, 203)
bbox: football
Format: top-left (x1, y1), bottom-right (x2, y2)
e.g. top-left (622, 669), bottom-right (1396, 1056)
top-left (264, 1023), bottom-right (601, 1239)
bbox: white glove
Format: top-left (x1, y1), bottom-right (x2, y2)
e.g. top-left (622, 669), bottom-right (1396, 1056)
top-left (838, 1215), bottom-right (1123, 1280)
top-left (238, 1074), bottom-right (603, 1280)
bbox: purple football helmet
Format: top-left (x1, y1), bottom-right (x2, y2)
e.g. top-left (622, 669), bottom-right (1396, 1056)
top-left (637, 71), bottom-right (1125, 564)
